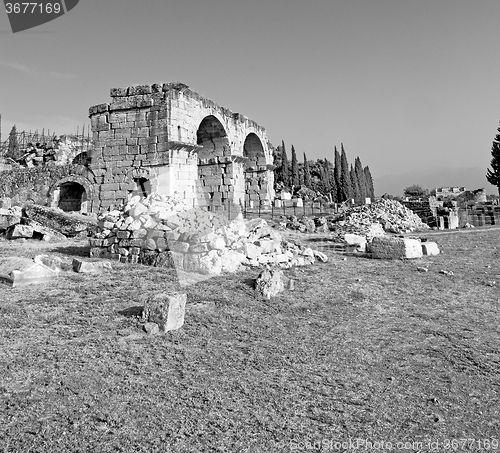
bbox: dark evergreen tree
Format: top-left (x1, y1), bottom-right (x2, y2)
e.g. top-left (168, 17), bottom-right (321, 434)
top-left (303, 152), bottom-right (312, 189)
top-left (340, 144), bottom-right (352, 201)
top-left (350, 164), bottom-right (361, 202)
top-left (487, 122), bottom-right (500, 196)
top-left (291, 145), bottom-right (299, 187)
top-left (364, 166), bottom-right (375, 199)
top-left (334, 146), bottom-right (342, 203)
top-left (281, 140), bottom-right (290, 189)
top-left (354, 157), bottom-right (367, 201)
top-left (7, 125), bottom-right (18, 160)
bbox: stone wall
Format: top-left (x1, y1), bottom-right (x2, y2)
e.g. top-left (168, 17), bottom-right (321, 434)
top-left (0, 164), bottom-right (96, 212)
top-left (88, 82), bottom-right (274, 213)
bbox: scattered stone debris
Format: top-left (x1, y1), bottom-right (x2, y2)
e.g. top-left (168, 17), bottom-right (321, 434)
top-left (463, 223), bottom-right (475, 228)
top-left (278, 199), bottom-right (429, 238)
top-left (417, 267), bottom-right (429, 272)
top-left (255, 268), bottom-right (294, 299)
top-left (0, 256), bottom-right (60, 287)
top-left (34, 254), bottom-right (72, 272)
top-left (485, 281), bottom-right (497, 287)
top-left (439, 270), bottom-right (454, 276)
top-left (141, 293), bottom-right (186, 333)
top-left (72, 258), bottom-right (112, 273)
top-left (89, 193), bottom-right (328, 274)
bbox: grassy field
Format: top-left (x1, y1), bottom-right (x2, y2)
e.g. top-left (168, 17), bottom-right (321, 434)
top-left (0, 227), bottom-right (499, 452)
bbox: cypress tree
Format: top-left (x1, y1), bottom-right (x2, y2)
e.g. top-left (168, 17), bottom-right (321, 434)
top-left (281, 140), bottom-right (290, 189)
top-left (7, 125), bottom-right (18, 160)
top-left (334, 146), bottom-right (342, 203)
top-left (350, 164), bottom-right (360, 202)
top-left (340, 144), bottom-right (352, 201)
top-left (486, 121), bottom-right (500, 197)
top-left (303, 152), bottom-right (312, 189)
top-left (364, 166), bottom-right (375, 199)
top-left (291, 145), bottom-right (299, 187)
top-left (354, 157), bottom-right (367, 201)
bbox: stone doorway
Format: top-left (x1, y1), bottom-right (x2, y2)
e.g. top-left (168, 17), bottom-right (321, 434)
top-left (58, 182), bottom-right (87, 212)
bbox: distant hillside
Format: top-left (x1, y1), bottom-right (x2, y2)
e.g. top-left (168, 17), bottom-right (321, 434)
top-left (374, 166), bottom-right (498, 197)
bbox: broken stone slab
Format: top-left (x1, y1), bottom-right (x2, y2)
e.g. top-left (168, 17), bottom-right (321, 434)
top-left (220, 250), bottom-right (247, 273)
top-left (6, 224), bottom-right (34, 239)
top-left (23, 204), bottom-right (96, 237)
top-left (23, 219), bottom-right (67, 241)
top-left (371, 236), bottom-right (423, 259)
top-left (313, 250), bottom-right (328, 262)
top-left (421, 242), bottom-right (440, 256)
top-left (141, 293), bottom-right (186, 333)
top-left (72, 258), bottom-right (112, 273)
top-left (0, 212), bottom-right (21, 231)
top-left (34, 254), bottom-right (72, 272)
top-left (0, 256), bottom-right (59, 287)
top-left (255, 268), bottom-right (294, 299)
top-left (344, 233), bottom-right (367, 252)
top-left (143, 322), bottom-right (160, 335)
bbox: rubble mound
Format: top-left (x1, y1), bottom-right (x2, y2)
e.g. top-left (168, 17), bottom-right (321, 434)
top-left (341, 199), bottom-right (430, 234)
top-left (89, 193), bottom-right (328, 275)
top-left (278, 199), bottom-right (429, 238)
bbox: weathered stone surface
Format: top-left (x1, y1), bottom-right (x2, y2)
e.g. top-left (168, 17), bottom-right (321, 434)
top-left (0, 211), bottom-right (21, 231)
top-left (344, 233), bottom-right (367, 252)
top-left (371, 237), bottom-right (423, 259)
top-left (421, 242), bottom-right (440, 256)
top-left (143, 322), bottom-right (159, 335)
top-left (34, 254), bottom-right (72, 272)
top-left (141, 293), bottom-right (186, 332)
top-left (199, 250), bottom-right (222, 275)
top-left (23, 219), bottom-right (67, 241)
top-left (72, 258), bottom-right (112, 273)
top-left (220, 250), bottom-right (247, 273)
top-left (6, 224), bottom-right (34, 239)
top-left (255, 269), bottom-right (294, 299)
top-left (0, 256), bottom-right (59, 287)
top-left (24, 204), bottom-right (96, 237)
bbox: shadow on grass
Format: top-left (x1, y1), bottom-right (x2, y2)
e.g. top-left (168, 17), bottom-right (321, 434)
top-left (49, 245), bottom-right (90, 258)
top-left (118, 306), bottom-right (143, 318)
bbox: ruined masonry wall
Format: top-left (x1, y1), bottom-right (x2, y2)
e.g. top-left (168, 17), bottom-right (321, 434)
top-left (89, 83), bottom-right (274, 212)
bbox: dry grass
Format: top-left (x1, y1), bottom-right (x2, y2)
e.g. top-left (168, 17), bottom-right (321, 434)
top-left (0, 229), bottom-right (499, 452)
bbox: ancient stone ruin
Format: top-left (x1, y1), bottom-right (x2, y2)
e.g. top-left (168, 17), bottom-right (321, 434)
top-left (88, 82), bottom-right (275, 213)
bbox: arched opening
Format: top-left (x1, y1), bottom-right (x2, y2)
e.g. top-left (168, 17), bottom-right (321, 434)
top-left (243, 133), bottom-right (265, 169)
top-left (58, 182), bottom-right (87, 212)
top-left (196, 116), bottom-right (231, 209)
top-left (196, 115), bottom-right (230, 160)
top-left (243, 133), bottom-right (271, 207)
top-left (72, 152), bottom-right (89, 166)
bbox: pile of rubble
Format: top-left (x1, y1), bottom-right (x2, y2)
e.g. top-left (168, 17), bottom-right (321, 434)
top-left (0, 201), bottom-right (96, 241)
top-left (278, 199), bottom-right (430, 239)
top-left (89, 193), bottom-right (328, 275)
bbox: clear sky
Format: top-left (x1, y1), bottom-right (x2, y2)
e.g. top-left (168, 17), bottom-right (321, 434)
top-left (1, 0), bottom-right (500, 188)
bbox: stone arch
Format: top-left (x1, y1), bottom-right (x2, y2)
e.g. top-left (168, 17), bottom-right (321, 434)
top-left (243, 133), bottom-right (266, 169)
top-left (195, 115), bottom-right (232, 209)
top-left (49, 174), bottom-right (94, 214)
top-left (196, 115), bottom-right (231, 160)
top-left (243, 133), bottom-right (273, 206)
top-left (72, 151), bottom-right (89, 166)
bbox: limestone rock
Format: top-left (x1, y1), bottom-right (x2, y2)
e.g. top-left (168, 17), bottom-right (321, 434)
top-left (0, 210), bottom-right (21, 231)
top-left (72, 258), bottom-right (112, 273)
top-left (371, 236), bottom-right (423, 259)
top-left (143, 322), bottom-right (159, 335)
top-left (24, 204), bottom-right (96, 237)
top-left (141, 293), bottom-right (186, 332)
top-left (220, 250), bottom-right (247, 273)
top-left (6, 224), bottom-right (33, 239)
top-left (422, 241), bottom-right (440, 256)
top-left (0, 256), bottom-right (59, 287)
top-left (255, 269), bottom-right (294, 299)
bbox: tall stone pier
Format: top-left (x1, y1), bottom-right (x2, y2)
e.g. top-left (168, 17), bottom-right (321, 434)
top-left (88, 82), bottom-right (275, 212)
